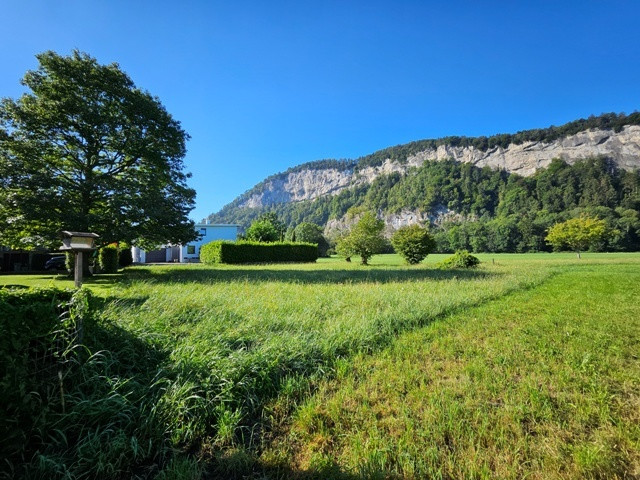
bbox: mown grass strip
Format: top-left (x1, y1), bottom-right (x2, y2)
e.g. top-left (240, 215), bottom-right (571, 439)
top-left (268, 263), bottom-right (640, 479)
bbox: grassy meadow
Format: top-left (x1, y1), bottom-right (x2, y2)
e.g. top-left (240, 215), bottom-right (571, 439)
top-left (1, 253), bottom-right (639, 478)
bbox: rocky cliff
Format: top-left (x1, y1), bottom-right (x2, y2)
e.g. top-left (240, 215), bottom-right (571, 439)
top-left (237, 125), bottom-right (640, 210)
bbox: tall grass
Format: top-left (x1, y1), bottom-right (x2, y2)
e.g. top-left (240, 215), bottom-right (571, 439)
top-left (269, 262), bottom-right (640, 479)
top-left (5, 253), bottom-right (639, 478)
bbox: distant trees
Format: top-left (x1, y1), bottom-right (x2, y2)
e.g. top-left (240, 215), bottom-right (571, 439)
top-left (545, 216), bottom-right (613, 258)
top-left (294, 222), bottom-right (329, 256)
top-left (336, 212), bottom-right (385, 265)
top-left (391, 225), bottom-right (436, 264)
top-left (211, 152), bottom-right (640, 255)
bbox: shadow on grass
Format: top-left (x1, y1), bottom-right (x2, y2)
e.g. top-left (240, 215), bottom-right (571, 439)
top-left (206, 449), bottom-right (397, 480)
top-left (126, 267), bottom-right (495, 285)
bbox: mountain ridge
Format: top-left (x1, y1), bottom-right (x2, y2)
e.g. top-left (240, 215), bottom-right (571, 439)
top-left (207, 112), bottom-right (640, 228)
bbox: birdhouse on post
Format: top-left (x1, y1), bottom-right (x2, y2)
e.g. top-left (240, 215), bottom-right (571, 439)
top-left (59, 231), bottom-right (100, 288)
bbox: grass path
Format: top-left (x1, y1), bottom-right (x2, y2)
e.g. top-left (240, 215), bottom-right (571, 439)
top-left (264, 263), bottom-right (640, 479)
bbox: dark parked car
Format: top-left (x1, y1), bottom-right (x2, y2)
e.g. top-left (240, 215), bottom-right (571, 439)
top-left (44, 256), bottom-right (67, 271)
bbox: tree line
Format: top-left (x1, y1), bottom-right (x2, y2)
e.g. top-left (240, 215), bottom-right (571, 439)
top-left (212, 157), bottom-right (640, 253)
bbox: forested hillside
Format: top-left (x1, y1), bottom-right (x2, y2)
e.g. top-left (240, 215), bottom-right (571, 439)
top-left (208, 112), bottom-right (640, 253)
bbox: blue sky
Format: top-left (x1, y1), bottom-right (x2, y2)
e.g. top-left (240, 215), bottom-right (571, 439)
top-left (1, 1), bottom-right (639, 221)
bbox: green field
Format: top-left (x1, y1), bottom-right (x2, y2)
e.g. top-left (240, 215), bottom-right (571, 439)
top-left (2, 253), bottom-right (639, 479)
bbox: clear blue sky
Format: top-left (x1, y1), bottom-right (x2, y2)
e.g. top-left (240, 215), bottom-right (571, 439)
top-left (1, 1), bottom-right (639, 221)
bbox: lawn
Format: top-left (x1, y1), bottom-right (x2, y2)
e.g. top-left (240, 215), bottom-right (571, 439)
top-left (2, 253), bottom-right (639, 479)
top-left (265, 260), bottom-right (640, 479)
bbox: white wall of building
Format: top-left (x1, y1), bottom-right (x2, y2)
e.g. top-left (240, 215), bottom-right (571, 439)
top-left (131, 224), bottom-right (240, 264)
top-left (180, 224), bottom-right (239, 262)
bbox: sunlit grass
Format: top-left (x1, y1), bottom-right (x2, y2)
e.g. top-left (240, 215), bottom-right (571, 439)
top-left (5, 253), bottom-right (639, 478)
top-left (267, 260), bottom-right (640, 479)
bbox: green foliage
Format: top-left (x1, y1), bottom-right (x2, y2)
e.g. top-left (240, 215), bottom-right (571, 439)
top-left (245, 220), bottom-right (279, 242)
top-left (336, 212), bottom-right (386, 265)
top-left (200, 241), bottom-right (318, 264)
top-left (437, 250), bottom-right (481, 269)
top-left (0, 50), bottom-right (196, 250)
top-left (391, 225), bottom-right (436, 264)
top-left (545, 216), bottom-right (612, 256)
top-left (208, 113), bottom-right (640, 233)
top-left (98, 245), bottom-right (119, 273)
top-left (294, 222), bottom-right (330, 256)
top-left (118, 245), bottom-right (133, 267)
top-left (65, 251), bottom-right (75, 271)
top-left (0, 288), bottom-right (76, 474)
top-left (284, 226), bottom-right (296, 242)
top-left (245, 212), bottom-right (286, 242)
top-left (65, 251), bottom-right (94, 276)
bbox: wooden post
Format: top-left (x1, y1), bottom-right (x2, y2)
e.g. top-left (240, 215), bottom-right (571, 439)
top-left (74, 251), bottom-right (83, 288)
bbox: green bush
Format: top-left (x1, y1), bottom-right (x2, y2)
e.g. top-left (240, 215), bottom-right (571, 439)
top-left (294, 222), bottom-right (330, 257)
top-left (201, 241), bottom-right (318, 264)
top-left (65, 251), bottom-right (95, 274)
top-left (437, 250), bottom-right (481, 269)
top-left (245, 220), bottom-right (279, 242)
top-left (0, 287), bottom-right (78, 471)
top-left (118, 245), bottom-right (133, 267)
top-left (391, 225), bottom-right (436, 264)
top-left (99, 245), bottom-right (119, 273)
top-left (65, 251), bottom-right (74, 271)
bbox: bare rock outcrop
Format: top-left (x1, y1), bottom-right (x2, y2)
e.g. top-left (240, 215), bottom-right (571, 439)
top-left (239, 126), bottom-right (640, 209)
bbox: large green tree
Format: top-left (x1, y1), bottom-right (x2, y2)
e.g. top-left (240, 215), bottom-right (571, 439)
top-left (0, 50), bottom-right (196, 249)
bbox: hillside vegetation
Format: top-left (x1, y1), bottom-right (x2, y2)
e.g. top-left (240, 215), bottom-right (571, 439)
top-left (208, 113), bottom-right (640, 254)
top-left (214, 157), bottom-right (640, 252)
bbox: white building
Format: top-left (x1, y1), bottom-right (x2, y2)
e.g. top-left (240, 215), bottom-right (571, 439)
top-left (132, 223), bottom-right (240, 263)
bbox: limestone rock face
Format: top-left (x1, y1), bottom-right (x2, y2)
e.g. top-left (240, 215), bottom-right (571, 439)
top-left (239, 126), bottom-right (640, 209)
top-left (243, 168), bottom-right (355, 208)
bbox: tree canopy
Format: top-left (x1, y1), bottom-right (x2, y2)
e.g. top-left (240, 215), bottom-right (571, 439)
top-left (0, 50), bottom-right (196, 249)
top-left (336, 211), bottom-right (385, 265)
top-left (245, 212), bottom-right (285, 242)
top-left (293, 222), bottom-right (329, 256)
top-left (545, 216), bottom-right (612, 258)
top-left (391, 225), bottom-right (436, 264)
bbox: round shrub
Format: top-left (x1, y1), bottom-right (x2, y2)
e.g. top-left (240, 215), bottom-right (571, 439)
top-left (437, 250), bottom-right (480, 269)
top-left (391, 225), bottom-right (436, 265)
top-left (245, 220), bottom-right (279, 242)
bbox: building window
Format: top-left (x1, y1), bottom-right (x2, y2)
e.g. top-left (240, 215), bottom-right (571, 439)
top-left (200, 228), bottom-right (206, 236)
top-left (187, 245), bottom-right (196, 255)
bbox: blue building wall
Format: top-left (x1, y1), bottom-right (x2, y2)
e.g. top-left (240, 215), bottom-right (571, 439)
top-left (180, 224), bottom-right (239, 262)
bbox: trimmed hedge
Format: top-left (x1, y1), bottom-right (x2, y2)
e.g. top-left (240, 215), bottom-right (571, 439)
top-left (201, 241), bottom-right (319, 264)
top-left (119, 245), bottom-right (133, 267)
top-left (99, 246), bottom-right (119, 273)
